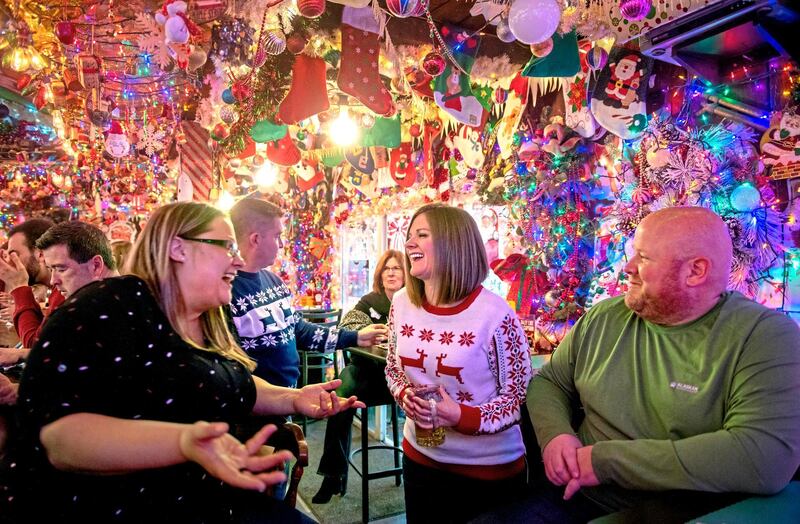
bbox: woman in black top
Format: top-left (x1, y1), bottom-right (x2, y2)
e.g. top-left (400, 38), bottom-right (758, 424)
top-left (313, 249), bottom-right (404, 503)
top-left (2, 202), bottom-right (363, 523)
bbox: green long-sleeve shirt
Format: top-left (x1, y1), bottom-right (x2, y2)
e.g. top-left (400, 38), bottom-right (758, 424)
top-left (528, 292), bottom-right (800, 511)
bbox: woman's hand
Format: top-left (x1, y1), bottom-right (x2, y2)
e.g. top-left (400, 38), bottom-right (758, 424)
top-left (357, 324), bottom-right (389, 347)
top-left (178, 421), bottom-right (293, 492)
top-left (293, 379), bottom-right (366, 418)
top-left (403, 385), bottom-right (460, 429)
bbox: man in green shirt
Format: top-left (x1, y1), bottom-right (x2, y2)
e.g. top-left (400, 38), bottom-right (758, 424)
top-left (522, 207), bottom-right (800, 522)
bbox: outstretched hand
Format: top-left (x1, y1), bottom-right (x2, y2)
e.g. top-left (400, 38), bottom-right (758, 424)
top-left (294, 379), bottom-right (366, 418)
top-left (179, 421), bottom-right (292, 492)
top-left (357, 324), bottom-right (389, 347)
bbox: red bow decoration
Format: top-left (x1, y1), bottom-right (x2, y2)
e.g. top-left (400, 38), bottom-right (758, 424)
top-left (490, 254), bottom-right (549, 318)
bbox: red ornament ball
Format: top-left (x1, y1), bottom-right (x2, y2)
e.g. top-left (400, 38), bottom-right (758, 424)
top-left (422, 52), bottom-right (446, 77)
top-left (55, 21), bottom-right (76, 45)
top-left (212, 123), bottom-right (229, 141)
top-left (531, 38), bottom-right (554, 58)
top-left (386, 0), bottom-right (420, 18)
top-left (286, 33), bottom-right (309, 54)
top-left (494, 88), bottom-right (508, 104)
top-left (409, 123), bottom-right (422, 138)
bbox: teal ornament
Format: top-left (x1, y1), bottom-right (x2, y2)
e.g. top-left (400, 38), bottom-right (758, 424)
top-left (222, 88), bottom-right (236, 104)
top-left (249, 120), bottom-right (288, 143)
top-left (729, 183), bottom-right (762, 212)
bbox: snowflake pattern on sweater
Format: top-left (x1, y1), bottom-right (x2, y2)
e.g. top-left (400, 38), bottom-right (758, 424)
top-left (230, 270), bottom-right (357, 387)
top-left (385, 286), bottom-right (532, 469)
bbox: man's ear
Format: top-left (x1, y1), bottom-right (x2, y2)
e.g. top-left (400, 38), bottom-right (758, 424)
top-left (90, 255), bottom-right (106, 277)
top-left (685, 257), bottom-right (711, 287)
top-left (248, 231), bottom-right (259, 248)
top-left (169, 237), bottom-right (186, 263)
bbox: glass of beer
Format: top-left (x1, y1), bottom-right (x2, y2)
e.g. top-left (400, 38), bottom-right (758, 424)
top-left (412, 384), bottom-right (445, 448)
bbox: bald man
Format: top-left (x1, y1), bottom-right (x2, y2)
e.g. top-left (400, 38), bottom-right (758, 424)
top-left (516, 207), bottom-right (800, 522)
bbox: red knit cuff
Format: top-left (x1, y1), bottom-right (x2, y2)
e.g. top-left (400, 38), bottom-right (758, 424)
top-left (454, 404), bottom-right (481, 434)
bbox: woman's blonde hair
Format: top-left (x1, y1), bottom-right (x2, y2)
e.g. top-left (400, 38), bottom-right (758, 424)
top-left (372, 249), bottom-right (404, 294)
top-left (405, 203), bottom-right (488, 307)
top-left (125, 202), bottom-right (255, 370)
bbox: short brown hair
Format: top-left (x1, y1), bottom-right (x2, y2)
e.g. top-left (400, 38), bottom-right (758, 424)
top-left (373, 249), bottom-right (404, 294)
top-left (405, 203), bottom-right (487, 307)
top-left (229, 197), bottom-right (283, 242)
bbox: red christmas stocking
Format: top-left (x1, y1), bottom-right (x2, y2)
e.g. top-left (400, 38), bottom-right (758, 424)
top-left (278, 54), bottom-right (330, 124)
top-left (337, 6), bottom-right (394, 116)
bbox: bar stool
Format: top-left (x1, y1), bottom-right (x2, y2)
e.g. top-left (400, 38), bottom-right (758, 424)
top-left (348, 401), bottom-right (403, 523)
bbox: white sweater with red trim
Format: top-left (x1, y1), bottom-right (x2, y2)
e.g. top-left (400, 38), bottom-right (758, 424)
top-left (385, 286), bottom-right (532, 475)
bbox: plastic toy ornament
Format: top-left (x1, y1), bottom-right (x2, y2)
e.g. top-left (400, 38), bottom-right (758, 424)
top-left (586, 46), bottom-right (609, 72)
top-left (386, 0), bottom-right (420, 18)
top-left (495, 17), bottom-right (516, 43)
top-left (422, 52), bottom-right (446, 77)
top-left (104, 121), bottom-right (130, 158)
top-left (619, 0), bottom-right (652, 21)
top-left (531, 38), bottom-right (554, 58)
top-left (219, 106), bottom-right (238, 124)
top-left (508, 0), bottom-right (561, 44)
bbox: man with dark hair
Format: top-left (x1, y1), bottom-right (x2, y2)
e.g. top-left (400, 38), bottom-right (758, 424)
top-left (0, 218), bottom-right (64, 349)
top-left (0, 221), bottom-right (116, 362)
top-left (36, 221), bottom-right (117, 300)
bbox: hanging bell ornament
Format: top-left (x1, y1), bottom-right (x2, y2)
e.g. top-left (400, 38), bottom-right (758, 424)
top-left (422, 52), bottom-right (446, 77)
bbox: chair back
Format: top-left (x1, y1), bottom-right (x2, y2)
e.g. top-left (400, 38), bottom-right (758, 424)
top-left (300, 308), bottom-right (341, 328)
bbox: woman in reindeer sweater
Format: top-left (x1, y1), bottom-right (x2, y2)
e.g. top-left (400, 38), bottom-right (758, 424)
top-left (385, 203), bottom-right (532, 523)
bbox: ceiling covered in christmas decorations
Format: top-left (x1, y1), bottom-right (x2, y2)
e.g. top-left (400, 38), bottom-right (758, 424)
top-left (0, 0), bottom-right (798, 341)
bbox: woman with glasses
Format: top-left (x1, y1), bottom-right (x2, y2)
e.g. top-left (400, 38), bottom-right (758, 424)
top-left (3, 202), bottom-right (363, 523)
top-left (312, 249), bottom-right (405, 504)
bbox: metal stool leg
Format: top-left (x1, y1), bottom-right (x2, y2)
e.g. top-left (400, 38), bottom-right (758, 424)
top-left (391, 404), bottom-right (401, 486)
top-left (361, 406), bottom-right (369, 523)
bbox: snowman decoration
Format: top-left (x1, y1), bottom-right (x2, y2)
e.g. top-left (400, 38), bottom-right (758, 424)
top-left (105, 121), bottom-right (130, 158)
top-left (155, 0), bottom-right (201, 70)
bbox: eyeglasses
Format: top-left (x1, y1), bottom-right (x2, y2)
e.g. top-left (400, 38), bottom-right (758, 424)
top-left (382, 266), bottom-right (403, 273)
top-left (179, 237), bottom-right (241, 259)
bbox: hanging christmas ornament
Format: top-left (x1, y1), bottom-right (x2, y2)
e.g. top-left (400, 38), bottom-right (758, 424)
top-left (409, 123), bottom-right (422, 138)
top-left (231, 80), bottom-right (252, 101)
top-left (286, 32), bottom-right (309, 54)
top-left (619, 0), bottom-right (652, 21)
top-left (387, 0), bottom-right (420, 18)
top-left (509, 0), bottom-right (561, 44)
top-left (531, 38), bottom-right (554, 58)
top-left (55, 21), bottom-right (76, 45)
top-left (222, 88), bottom-right (236, 104)
top-left (729, 182), bottom-right (762, 212)
top-left (586, 46), bottom-right (608, 72)
top-left (104, 121), bottom-right (130, 158)
top-left (422, 52), bottom-right (446, 77)
top-left (264, 29), bottom-right (287, 55)
top-left (188, 49), bottom-right (207, 71)
top-left (212, 123), bottom-right (229, 141)
top-left (16, 74), bottom-right (32, 91)
top-left (297, 0), bottom-right (326, 18)
top-left (361, 113), bottom-right (376, 128)
top-left (495, 16), bottom-right (516, 43)
top-left (219, 106), bottom-right (239, 124)
top-left (494, 87), bottom-right (508, 104)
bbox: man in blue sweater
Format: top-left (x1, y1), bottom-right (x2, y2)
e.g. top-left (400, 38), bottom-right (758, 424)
top-left (229, 197), bottom-right (388, 389)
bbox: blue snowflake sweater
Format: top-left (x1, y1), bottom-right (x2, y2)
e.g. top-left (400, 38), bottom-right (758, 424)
top-left (230, 269), bottom-right (358, 387)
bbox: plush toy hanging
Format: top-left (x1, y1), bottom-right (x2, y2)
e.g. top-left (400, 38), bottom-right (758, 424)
top-left (155, 0), bottom-right (202, 70)
top-left (337, 6), bottom-right (395, 116)
top-left (432, 25), bottom-right (488, 127)
top-left (590, 48), bottom-right (652, 139)
top-left (390, 143), bottom-right (415, 188)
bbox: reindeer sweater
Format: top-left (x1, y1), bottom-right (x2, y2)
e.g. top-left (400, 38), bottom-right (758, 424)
top-left (385, 286), bottom-right (532, 480)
